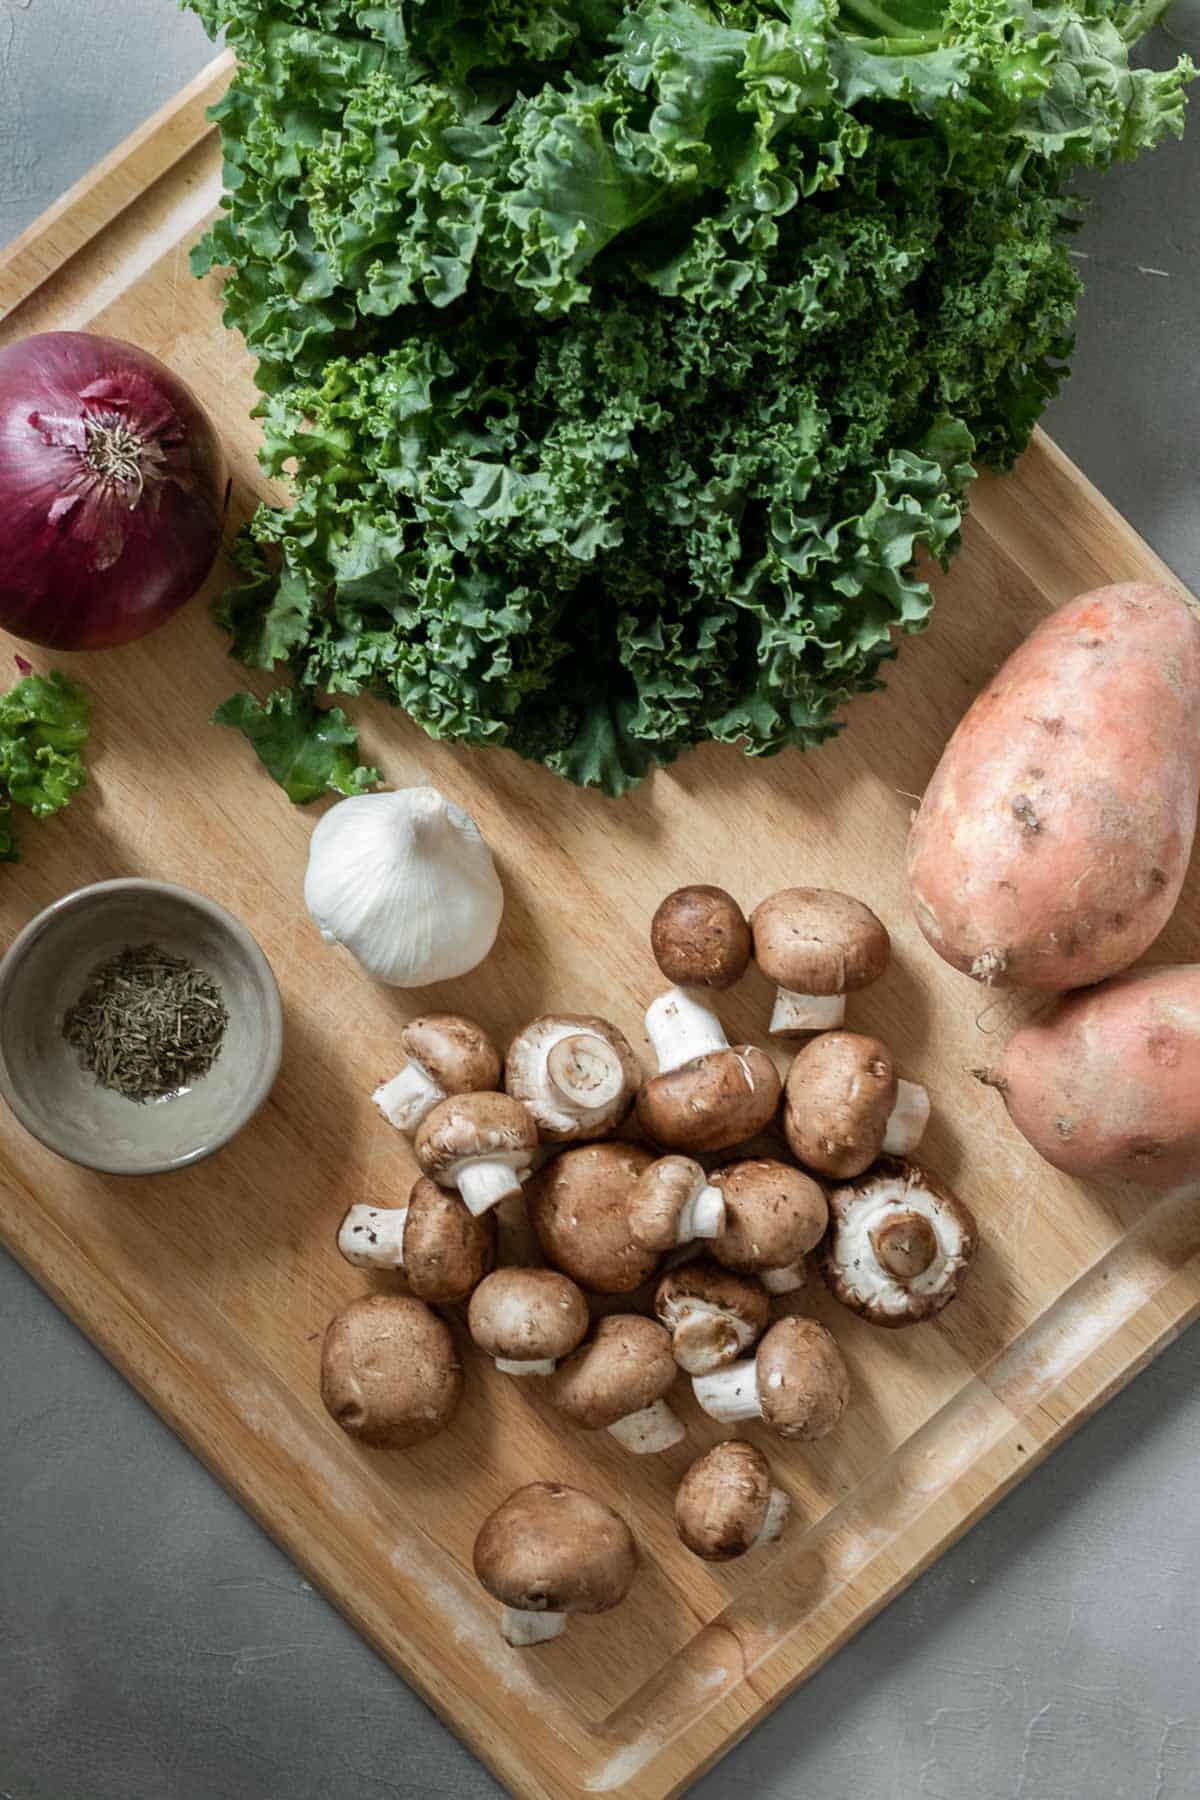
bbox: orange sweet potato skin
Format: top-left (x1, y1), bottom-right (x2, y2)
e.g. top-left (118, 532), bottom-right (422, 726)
top-left (907, 583), bottom-right (1200, 991)
top-left (989, 965), bottom-right (1200, 1189)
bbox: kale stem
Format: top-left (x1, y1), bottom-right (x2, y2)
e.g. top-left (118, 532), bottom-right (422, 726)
top-left (1117, 0), bottom-right (1173, 41)
top-left (838, 0), bottom-right (943, 48)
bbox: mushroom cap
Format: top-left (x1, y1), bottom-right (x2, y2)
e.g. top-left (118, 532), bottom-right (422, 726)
top-left (783, 1032), bottom-right (898, 1180)
top-left (709, 1159), bottom-right (828, 1275)
top-left (473, 1483), bottom-right (637, 1617)
top-left (414, 1091), bottom-right (538, 1181)
top-left (635, 1047), bottom-right (781, 1154)
top-left (399, 1013), bottom-right (501, 1095)
top-left (755, 1316), bottom-right (850, 1440)
top-left (526, 1141), bottom-right (661, 1294)
top-left (319, 1294), bottom-right (463, 1449)
top-left (544, 1314), bottom-right (678, 1429)
top-left (651, 886), bottom-right (752, 990)
top-left (403, 1176), bottom-right (496, 1303)
top-left (504, 1014), bottom-right (640, 1143)
top-left (674, 1441), bottom-right (776, 1561)
top-left (468, 1268), bottom-right (590, 1363)
top-left (820, 1156), bottom-right (978, 1327)
top-left (750, 889), bottom-right (890, 995)
top-left (628, 1155), bottom-right (707, 1252)
top-left (655, 1260), bottom-right (770, 1371)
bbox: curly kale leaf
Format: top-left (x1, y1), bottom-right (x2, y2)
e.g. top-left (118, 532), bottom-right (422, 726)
top-left (0, 669), bottom-right (92, 861)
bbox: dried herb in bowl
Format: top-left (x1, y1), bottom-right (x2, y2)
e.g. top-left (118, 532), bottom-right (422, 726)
top-left (64, 944), bottom-right (228, 1103)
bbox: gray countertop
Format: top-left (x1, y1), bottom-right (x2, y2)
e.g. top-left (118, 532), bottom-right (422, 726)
top-left (2, 7), bottom-right (1198, 1799)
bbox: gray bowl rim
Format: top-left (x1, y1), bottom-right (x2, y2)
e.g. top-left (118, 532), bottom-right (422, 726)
top-left (0, 877), bottom-right (284, 1176)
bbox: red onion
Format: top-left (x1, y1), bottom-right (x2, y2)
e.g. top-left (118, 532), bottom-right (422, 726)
top-left (0, 331), bottom-right (230, 650)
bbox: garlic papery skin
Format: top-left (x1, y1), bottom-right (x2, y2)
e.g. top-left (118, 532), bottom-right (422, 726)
top-left (304, 788), bottom-right (504, 986)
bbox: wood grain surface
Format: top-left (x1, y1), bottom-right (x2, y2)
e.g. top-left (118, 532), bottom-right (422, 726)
top-left (1, 55), bottom-right (1198, 1800)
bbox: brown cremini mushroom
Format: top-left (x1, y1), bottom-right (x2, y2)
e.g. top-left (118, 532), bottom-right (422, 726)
top-left (319, 1293), bottom-right (463, 1449)
top-left (709, 1158), bottom-right (828, 1294)
top-left (504, 1014), bottom-right (640, 1142)
top-left (692, 1315), bottom-right (849, 1441)
top-left (784, 1031), bottom-right (930, 1179)
top-left (637, 989), bottom-right (781, 1154)
top-left (674, 1441), bottom-right (791, 1561)
top-left (526, 1141), bottom-right (662, 1294)
top-left (651, 886), bottom-right (752, 990)
top-left (414, 1091), bottom-right (538, 1216)
top-left (544, 1314), bottom-right (684, 1453)
top-left (654, 1260), bottom-right (770, 1375)
top-left (820, 1156), bottom-right (977, 1326)
top-left (337, 1176), bottom-right (496, 1303)
top-left (474, 1482), bottom-right (638, 1646)
top-left (628, 1155), bottom-right (726, 1251)
top-left (750, 889), bottom-right (891, 1036)
top-left (373, 1014), bottom-right (502, 1135)
top-left (467, 1268), bottom-right (590, 1376)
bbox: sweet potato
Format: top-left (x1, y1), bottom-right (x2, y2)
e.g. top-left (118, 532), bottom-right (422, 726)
top-left (979, 965), bottom-right (1200, 1189)
top-left (907, 582), bottom-right (1200, 991)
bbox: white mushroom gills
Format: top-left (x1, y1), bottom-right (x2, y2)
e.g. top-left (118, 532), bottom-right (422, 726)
top-left (675, 1170), bottom-right (725, 1242)
top-left (882, 1079), bottom-right (931, 1156)
top-left (645, 987), bottom-right (729, 1074)
top-left (372, 1062), bottom-right (444, 1134)
top-left (760, 1261), bottom-right (807, 1295)
top-left (337, 1204), bottom-right (408, 1270)
top-left (769, 989), bottom-right (846, 1035)
top-left (607, 1398), bottom-right (686, 1453)
top-left (500, 1606), bottom-right (566, 1647)
top-left (692, 1359), bottom-right (763, 1425)
top-left (668, 1298), bottom-right (758, 1376)
top-left (752, 1486), bottom-right (791, 1550)
top-left (495, 1356), bottom-right (556, 1378)
top-left (448, 1153), bottom-right (532, 1216)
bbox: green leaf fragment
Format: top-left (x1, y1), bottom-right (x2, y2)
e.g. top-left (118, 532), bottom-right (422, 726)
top-left (213, 688), bottom-right (381, 803)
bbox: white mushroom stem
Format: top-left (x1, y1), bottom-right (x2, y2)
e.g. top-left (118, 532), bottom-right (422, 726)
top-left (769, 989), bottom-right (846, 1035)
top-left (500, 1606), bottom-right (566, 1647)
top-left (675, 1178), bottom-right (725, 1243)
top-left (692, 1360), bottom-right (763, 1425)
top-left (671, 1301), bottom-right (758, 1376)
top-left (882, 1079), bottom-right (931, 1156)
top-left (752, 1486), bottom-right (791, 1550)
top-left (373, 1063), bottom-right (443, 1133)
top-left (337, 1204), bottom-right (408, 1270)
top-left (450, 1155), bottom-right (530, 1216)
top-left (760, 1262), bottom-right (807, 1295)
top-left (645, 987), bottom-right (729, 1074)
top-left (544, 1031), bottom-right (626, 1113)
top-left (495, 1356), bottom-right (557, 1378)
top-left (607, 1398), bottom-right (686, 1454)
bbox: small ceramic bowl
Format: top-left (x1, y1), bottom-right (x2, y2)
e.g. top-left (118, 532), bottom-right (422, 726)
top-left (0, 879), bottom-right (283, 1175)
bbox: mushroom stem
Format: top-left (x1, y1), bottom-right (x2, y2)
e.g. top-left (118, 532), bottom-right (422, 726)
top-left (645, 988), bottom-right (729, 1074)
top-left (495, 1356), bottom-right (557, 1378)
top-left (337, 1204), bottom-right (409, 1270)
top-left (373, 1064), bottom-right (444, 1133)
top-left (544, 1032), bottom-right (626, 1112)
top-left (752, 1486), bottom-right (791, 1550)
top-left (769, 989), bottom-right (846, 1036)
top-left (454, 1157), bottom-right (529, 1216)
top-left (676, 1179), bottom-right (725, 1243)
top-left (671, 1302), bottom-right (755, 1376)
top-left (500, 1606), bottom-right (566, 1647)
top-left (760, 1262), bottom-right (806, 1295)
top-left (607, 1398), bottom-right (686, 1454)
top-left (882, 1079), bottom-right (931, 1155)
top-left (692, 1360), bottom-right (763, 1425)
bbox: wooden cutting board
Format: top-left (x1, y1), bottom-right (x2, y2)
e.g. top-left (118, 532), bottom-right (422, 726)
top-left (2, 52), bottom-right (1198, 1800)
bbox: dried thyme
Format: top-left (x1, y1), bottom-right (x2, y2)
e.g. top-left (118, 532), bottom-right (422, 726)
top-left (63, 944), bottom-right (228, 1103)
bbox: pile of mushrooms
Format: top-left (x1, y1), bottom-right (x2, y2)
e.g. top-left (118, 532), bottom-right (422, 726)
top-left (316, 884), bottom-right (979, 1649)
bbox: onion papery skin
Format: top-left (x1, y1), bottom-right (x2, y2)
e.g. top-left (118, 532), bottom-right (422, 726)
top-left (0, 331), bottom-right (231, 650)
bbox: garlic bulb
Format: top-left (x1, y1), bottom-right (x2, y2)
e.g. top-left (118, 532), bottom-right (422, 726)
top-left (304, 788), bottom-right (504, 986)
